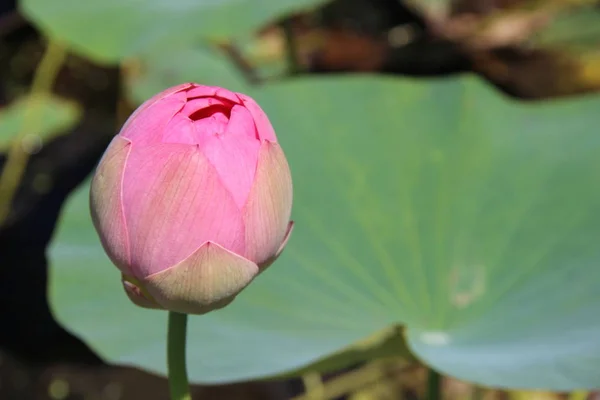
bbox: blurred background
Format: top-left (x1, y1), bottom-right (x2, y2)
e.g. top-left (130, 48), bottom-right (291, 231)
top-left (2, 0), bottom-right (600, 399)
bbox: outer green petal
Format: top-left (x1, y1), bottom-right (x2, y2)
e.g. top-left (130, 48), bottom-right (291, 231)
top-left (121, 274), bottom-right (162, 310)
top-left (143, 242), bottom-right (259, 315)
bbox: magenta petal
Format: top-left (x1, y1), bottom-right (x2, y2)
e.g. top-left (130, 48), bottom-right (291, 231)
top-left (236, 93), bottom-right (277, 142)
top-left (90, 136), bottom-right (132, 274)
top-left (192, 114), bottom-right (229, 139)
top-left (119, 92), bottom-right (187, 146)
top-left (227, 105), bottom-right (258, 139)
top-left (180, 97), bottom-right (230, 117)
top-left (186, 85), bottom-right (241, 104)
top-left (162, 114), bottom-right (196, 144)
top-left (201, 113), bottom-right (261, 207)
top-left (122, 83), bottom-right (192, 130)
top-left (121, 144), bottom-right (245, 277)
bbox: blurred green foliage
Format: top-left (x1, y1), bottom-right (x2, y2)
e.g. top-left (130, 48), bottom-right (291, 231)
top-left (20, 0), bottom-right (325, 62)
top-left (0, 94), bottom-right (81, 147)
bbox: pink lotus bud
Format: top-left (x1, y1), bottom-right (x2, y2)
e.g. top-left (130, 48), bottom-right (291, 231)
top-left (90, 83), bottom-right (293, 314)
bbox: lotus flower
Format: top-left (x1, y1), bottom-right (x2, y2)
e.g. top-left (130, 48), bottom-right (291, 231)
top-left (90, 83), bottom-right (293, 314)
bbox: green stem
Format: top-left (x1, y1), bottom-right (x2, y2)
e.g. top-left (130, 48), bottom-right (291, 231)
top-left (427, 368), bottom-right (442, 400)
top-left (168, 312), bottom-right (192, 400)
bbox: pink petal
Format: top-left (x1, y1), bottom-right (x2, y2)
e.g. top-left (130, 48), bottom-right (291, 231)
top-left (121, 143), bottom-right (245, 277)
top-left (192, 113), bottom-right (229, 139)
top-left (121, 83), bottom-right (191, 132)
top-left (201, 106), bottom-right (261, 208)
top-left (119, 91), bottom-right (187, 146)
top-left (226, 105), bottom-right (259, 140)
top-left (162, 114), bottom-right (197, 144)
top-left (186, 85), bottom-right (242, 104)
top-left (143, 242), bottom-right (259, 315)
top-left (89, 136), bottom-right (132, 274)
top-left (180, 97), bottom-right (231, 118)
top-left (163, 98), bottom-right (233, 144)
top-left (236, 93), bottom-right (277, 142)
top-left (243, 142), bottom-right (293, 265)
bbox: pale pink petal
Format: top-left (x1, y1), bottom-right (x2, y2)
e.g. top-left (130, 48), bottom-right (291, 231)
top-left (201, 107), bottom-right (261, 207)
top-left (186, 85), bottom-right (241, 104)
top-left (243, 142), bottom-right (293, 265)
top-left (258, 221), bottom-right (295, 270)
top-left (119, 92), bottom-right (187, 146)
top-left (236, 93), bottom-right (277, 142)
top-left (121, 144), bottom-right (245, 277)
top-left (272, 221), bottom-right (294, 262)
top-left (143, 242), bottom-right (259, 315)
top-left (89, 136), bottom-right (132, 274)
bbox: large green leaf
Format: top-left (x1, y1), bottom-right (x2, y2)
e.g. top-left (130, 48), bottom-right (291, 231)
top-left (50, 75), bottom-right (600, 389)
top-left (19, 0), bottom-right (324, 63)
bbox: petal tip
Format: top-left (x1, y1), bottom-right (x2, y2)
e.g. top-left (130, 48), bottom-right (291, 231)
top-left (122, 275), bottom-right (163, 310)
top-left (259, 220), bottom-right (294, 270)
top-left (143, 242), bottom-right (259, 315)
